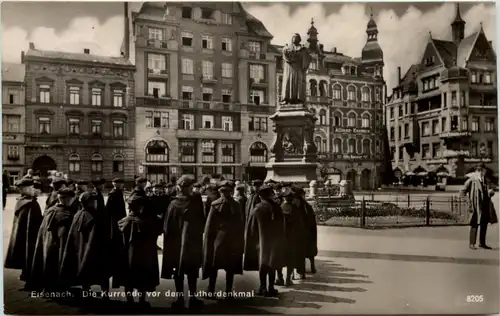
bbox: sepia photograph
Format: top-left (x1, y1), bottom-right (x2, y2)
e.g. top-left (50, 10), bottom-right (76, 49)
top-left (1, 1), bottom-right (498, 314)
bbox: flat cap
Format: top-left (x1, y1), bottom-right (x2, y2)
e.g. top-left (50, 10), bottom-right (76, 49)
top-left (57, 188), bottom-right (76, 198)
top-left (66, 178), bottom-right (75, 185)
top-left (252, 179), bottom-right (263, 187)
top-left (112, 177), bottom-right (124, 183)
top-left (92, 178), bottom-right (105, 185)
top-left (218, 180), bottom-right (234, 190)
top-left (135, 177), bottom-right (147, 184)
top-left (80, 191), bottom-right (97, 205)
top-left (15, 178), bottom-right (34, 187)
top-left (76, 180), bottom-right (88, 185)
top-left (257, 184), bottom-right (273, 194)
top-left (177, 175), bottom-right (195, 188)
top-left (52, 177), bottom-right (67, 185)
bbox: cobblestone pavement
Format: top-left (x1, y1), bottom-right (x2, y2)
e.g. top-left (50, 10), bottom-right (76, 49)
top-left (2, 194), bottom-right (499, 314)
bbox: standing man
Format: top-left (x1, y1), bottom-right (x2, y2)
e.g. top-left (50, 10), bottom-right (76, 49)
top-left (244, 184), bottom-right (285, 297)
top-left (203, 184), bottom-right (220, 221)
top-left (245, 180), bottom-right (263, 226)
top-left (3, 169), bottom-right (10, 209)
top-left (162, 175), bottom-right (204, 310)
top-left (461, 164), bottom-right (496, 249)
top-left (203, 181), bottom-right (244, 298)
top-left (92, 178), bottom-right (106, 213)
top-left (234, 184), bottom-right (247, 223)
top-left (293, 186), bottom-right (318, 274)
top-left (4, 179), bottom-right (43, 286)
top-left (106, 178), bottom-right (127, 226)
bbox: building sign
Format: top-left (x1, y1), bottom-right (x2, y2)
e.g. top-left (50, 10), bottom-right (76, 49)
top-left (341, 154), bottom-right (369, 160)
top-left (3, 135), bottom-right (16, 141)
top-left (334, 128), bottom-right (370, 134)
top-left (318, 154), bottom-right (370, 160)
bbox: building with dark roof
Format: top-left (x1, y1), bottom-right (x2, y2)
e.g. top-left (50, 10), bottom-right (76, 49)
top-left (21, 42), bottom-right (136, 183)
top-left (132, 2), bottom-right (279, 183)
top-left (2, 63), bottom-right (26, 184)
top-left (386, 3), bottom-right (497, 184)
top-left (274, 15), bottom-right (386, 190)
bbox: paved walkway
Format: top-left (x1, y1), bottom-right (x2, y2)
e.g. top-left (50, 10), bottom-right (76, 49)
top-left (2, 195), bottom-right (499, 314)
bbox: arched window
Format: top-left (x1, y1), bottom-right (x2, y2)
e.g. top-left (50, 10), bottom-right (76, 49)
top-left (69, 153), bottom-right (80, 173)
top-left (333, 112), bottom-right (342, 127)
top-left (362, 139), bottom-right (371, 155)
top-left (249, 142), bottom-right (268, 163)
top-left (362, 113), bottom-right (370, 128)
top-left (347, 85), bottom-right (356, 101)
top-left (113, 154), bottom-right (124, 173)
top-left (332, 84), bottom-right (342, 100)
top-left (91, 153), bottom-right (103, 173)
top-left (361, 87), bottom-right (370, 102)
top-left (333, 138), bottom-right (342, 153)
top-left (309, 79), bottom-right (317, 96)
top-left (319, 80), bottom-right (328, 97)
top-left (315, 136), bottom-right (322, 153)
top-left (348, 139), bottom-right (356, 154)
top-left (309, 108), bottom-right (316, 116)
top-left (348, 112), bottom-right (357, 127)
top-left (146, 140), bottom-right (169, 162)
top-left (319, 109), bottom-right (327, 125)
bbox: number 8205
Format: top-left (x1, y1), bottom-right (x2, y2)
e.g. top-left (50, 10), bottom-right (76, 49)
top-left (466, 295), bottom-right (484, 303)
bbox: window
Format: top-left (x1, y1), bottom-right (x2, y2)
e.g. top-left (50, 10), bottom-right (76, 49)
top-left (390, 127), bottom-right (395, 140)
top-left (362, 114), bottom-right (370, 128)
top-left (319, 109), bottom-right (327, 125)
top-left (202, 140), bottom-right (216, 163)
top-left (68, 87), bottom-right (80, 105)
top-left (113, 120), bottom-right (124, 138)
top-left (202, 115), bottom-right (214, 129)
top-left (441, 117), bottom-right (447, 132)
top-left (487, 141), bottom-right (494, 157)
top-left (485, 72), bottom-right (491, 84)
top-left (309, 59), bottom-right (318, 70)
top-left (333, 115), bottom-right (341, 126)
top-left (461, 117), bottom-right (468, 131)
top-left (221, 167), bottom-right (234, 180)
top-left (314, 136), bottom-right (323, 153)
top-left (38, 117), bottom-right (51, 134)
top-left (91, 154), bottom-right (103, 173)
top-left (222, 116), bottom-right (233, 131)
top-left (113, 154), bottom-right (124, 172)
top-left (113, 90), bottom-right (124, 107)
top-left (432, 120), bottom-right (439, 135)
top-left (7, 145), bottom-right (19, 160)
top-left (202, 35), bottom-right (213, 49)
top-left (4, 115), bottom-right (20, 133)
top-left (7, 89), bottom-right (20, 104)
top-left (421, 122), bottom-right (430, 136)
top-left (146, 140), bottom-right (169, 162)
top-left (361, 87), bottom-right (370, 102)
top-left (333, 85), bottom-right (341, 100)
top-left (221, 37), bottom-right (232, 52)
top-left (451, 91), bottom-right (457, 107)
top-left (485, 118), bottom-right (495, 132)
top-left (249, 64), bottom-right (265, 82)
top-left (181, 7), bottom-right (192, 19)
top-left (148, 53), bottom-right (166, 72)
top-left (422, 144), bottom-right (431, 158)
top-left (333, 139), bottom-right (342, 153)
top-left (180, 140), bottom-right (196, 162)
top-left (221, 12), bottom-right (232, 24)
top-left (471, 141), bottom-right (478, 156)
top-left (201, 8), bottom-right (213, 19)
top-left (148, 81), bottom-right (167, 97)
top-left (222, 89), bottom-right (232, 103)
top-left (443, 92), bottom-right (447, 108)
top-left (432, 143), bottom-right (440, 158)
top-left (399, 146), bottom-right (404, 160)
top-left (92, 88), bottom-right (102, 106)
top-left (348, 139), bottom-right (356, 154)
top-left (398, 105), bottom-right (403, 117)
top-left (249, 142), bottom-right (267, 162)
top-left (249, 117), bottom-right (267, 132)
top-left (471, 117), bottom-right (479, 132)
top-left (348, 113), bottom-right (356, 127)
top-left (390, 107), bottom-right (394, 119)
top-left (148, 27), bottom-right (163, 40)
top-left (181, 114), bottom-right (194, 130)
top-left (39, 85), bottom-right (50, 103)
top-left (347, 86), bottom-right (356, 101)
top-left (471, 71), bottom-right (477, 83)
top-left (398, 126), bottom-right (402, 140)
top-left (69, 154), bottom-right (80, 173)
top-left (222, 63), bottom-right (233, 78)
top-left (182, 58), bottom-right (194, 75)
top-left (181, 31), bottom-right (193, 47)
top-left (221, 142), bottom-right (235, 163)
top-left (248, 41), bottom-right (261, 53)
top-left (404, 123), bottom-right (409, 138)
top-left (146, 111), bottom-right (169, 128)
top-left (202, 60), bottom-right (214, 79)
top-left (201, 87), bottom-right (213, 104)
top-left (91, 119), bottom-right (101, 135)
top-left (68, 118), bottom-right (80, 135)
top-left (250, 90), bottom-right (264, 105)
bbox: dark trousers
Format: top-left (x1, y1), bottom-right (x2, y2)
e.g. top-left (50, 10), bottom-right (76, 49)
top-left (208, 270), bottom-right (234, 293)
top-left (3, 189), bottom-right (7, 209)
top-left (470, 210), bottom-right (489, 246)
top-left (258, 266), bottom-right (276, 291)
top-left (174, 271), bottom-right (198, 299)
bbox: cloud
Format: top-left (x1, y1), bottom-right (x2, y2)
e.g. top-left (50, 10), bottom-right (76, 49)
top-left (2, 16), bottom-right (124, 63)
top-left (245, 2), bottom-right (496, 91)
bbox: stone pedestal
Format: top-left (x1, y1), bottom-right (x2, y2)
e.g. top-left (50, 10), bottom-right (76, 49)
top-left (265, 104), bottom-right (319, 185)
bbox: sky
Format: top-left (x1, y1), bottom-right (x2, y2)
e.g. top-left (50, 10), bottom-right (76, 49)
top-left (1, 1), bottom-right (496, 91)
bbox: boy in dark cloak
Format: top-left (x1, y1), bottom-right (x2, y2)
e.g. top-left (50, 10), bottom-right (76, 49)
top-left (245, 180), bottom-right (263, 226)
top-left (45, 177), bottom-right (67, 211)
top-left (293, 186), bottom-right (318, 274)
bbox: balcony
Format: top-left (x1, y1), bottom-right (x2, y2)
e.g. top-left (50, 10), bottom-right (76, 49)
top-left (136, 96), bottom-right (170, 107)
top-left (176, 128), bottom-right (242, 140)
top-left (148, 68), bottom-right (168, 79)
top-left (201, 75), bottom-right (218, 85)
top-left (26, 134), bottom-right (61, 145)
top-left (440, 131), bottom-right (472, 139)
top-left (146, 39), bottom-right (169, 49)
top-left (250, 77), bottom-right (268, 88)
top-left (307, 95), bottom-right (330, 104)
top-left (244, 104), bottom-right (275, 113)
top-left (180, 100), bottom-right (195, 109)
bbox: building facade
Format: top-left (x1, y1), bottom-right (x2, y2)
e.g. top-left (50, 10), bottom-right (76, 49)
top-left (2, 63), bottom-right (26, 185)
top-left (386, 4), bottom-right (497, 183)
top-left (22, 44), bottom-right (136, 182)
top-left (132, 2), bottom-right (277, 182)
top-left (275, 16), bottom-right (386, 190)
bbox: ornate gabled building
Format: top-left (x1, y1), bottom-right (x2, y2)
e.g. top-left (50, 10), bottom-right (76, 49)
top-left (2, 63), bottom-right (26, 185)
top-left (132, 2), bottom-right (279, 183)
top-left (386, 3), bottom-right (497, 184)
top-left (22, 43), bottom-right (136, 183)
top-left (275, 14), bottom-right (386, 190)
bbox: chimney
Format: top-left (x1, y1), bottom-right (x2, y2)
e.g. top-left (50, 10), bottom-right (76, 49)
top-left (397, 66), bottom-right (401, 83)
top-left (123, 2), bottom-right (130, 59)
top-left (332, 47), bottom-right (337, 53)
top-left (84, 48), bottom-right (90, 54)
top-left (21, 51), bottom-right (25, 63)
top-left (29, 42), bottom-right (35, 50)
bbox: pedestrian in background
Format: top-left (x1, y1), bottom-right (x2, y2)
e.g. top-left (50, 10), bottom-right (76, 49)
top-left (3, 169), bottom-right (11, 209)
top-left (293, 186), bottom-right (318, 274)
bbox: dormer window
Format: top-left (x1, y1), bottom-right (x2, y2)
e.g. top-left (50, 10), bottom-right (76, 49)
top-left (309, 58), bottom-right (318, 70)
top-left (425, 56), bottom-right (435, 66)
top-left (201, 8), bottom-right (213, 19)
top-left (350, 67), bottom-right (356, 76)
top-left (182, 7), bottom-right (192, 19)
